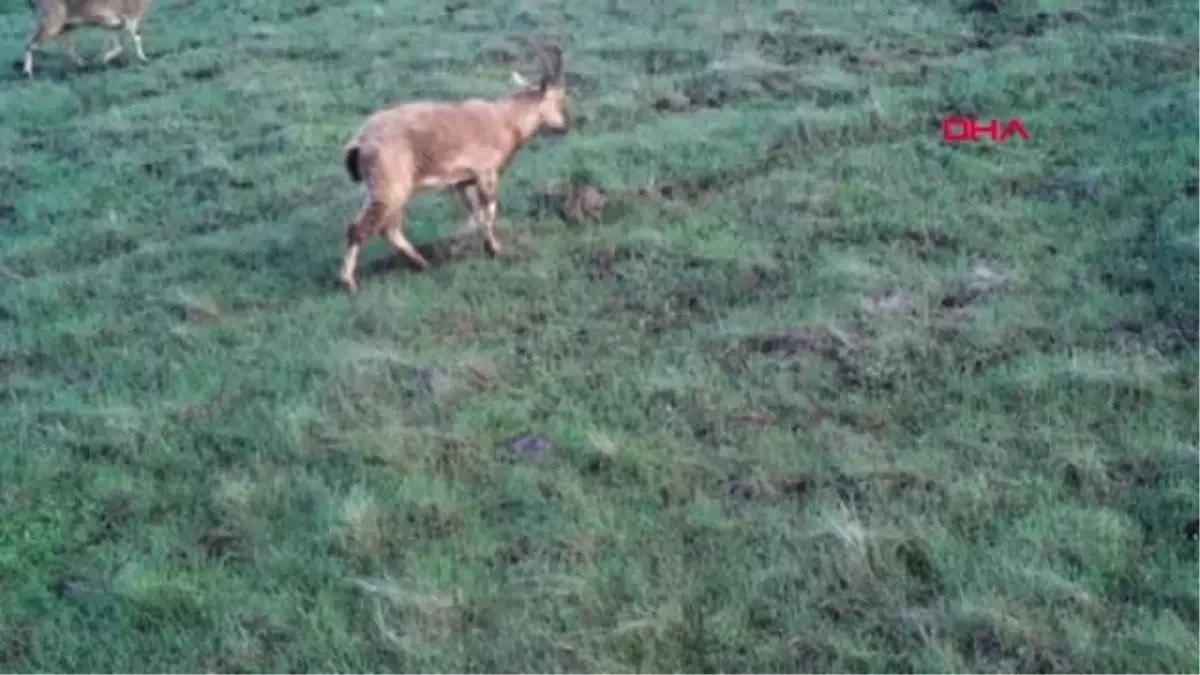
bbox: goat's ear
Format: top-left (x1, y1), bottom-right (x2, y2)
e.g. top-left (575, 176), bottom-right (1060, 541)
top-left (511, 71), bottom-right (530, 87)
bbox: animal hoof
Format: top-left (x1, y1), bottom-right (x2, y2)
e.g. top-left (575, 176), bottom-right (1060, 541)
top-left (485, 240), bottom-right (502, 257)
top-left (338, 275), bottom-right (357, 292)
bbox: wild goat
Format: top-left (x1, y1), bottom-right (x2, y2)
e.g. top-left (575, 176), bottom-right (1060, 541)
top-left (23, 0), bottom-right (153, 78)
top-left (337, 43), bottom-right (570, 292)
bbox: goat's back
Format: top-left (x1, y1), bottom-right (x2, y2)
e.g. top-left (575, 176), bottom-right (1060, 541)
top-left (355, 100), bottom-right (521, 188)
top-left (36, 0), bottom-right (152, 18)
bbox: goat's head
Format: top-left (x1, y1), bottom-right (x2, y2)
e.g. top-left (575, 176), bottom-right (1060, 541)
top-left (511, 44), bottom-right (569, 135)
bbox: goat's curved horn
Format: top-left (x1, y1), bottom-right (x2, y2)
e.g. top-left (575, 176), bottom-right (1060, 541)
top-left (531, 44), bottom-right (552, 81)
top-left (534, 44), bottom-right (564, 86)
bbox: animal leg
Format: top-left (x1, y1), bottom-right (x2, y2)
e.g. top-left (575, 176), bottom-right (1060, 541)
top-left (339, 196), bottom-right (399, 291)
top-left (101, 34), bottom-right (124, 64)
top-left (67, 6), bottom-right (127, 64)
top-left (63, 31), bottom-right (85, 66)
top-left (385, 227), bottom-right (430, 271)
top-left (383, 210), bottom-right (431, 272)
top-left (23, 4), bottom-right (67, 77)
top-left (126, 16), bottom-right (147, 62)
top-left (474, 172), bottom-right (502, 256)
top-left (448, 182), bottom-right (483, 255)
top-left (23, 24), bottom-right (53, 78)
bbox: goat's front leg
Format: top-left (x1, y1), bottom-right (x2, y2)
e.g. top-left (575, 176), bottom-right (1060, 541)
top-left (340, 196), bottom-right (401, 291)
top-left (474, 172), bottom-right (502, 257)
top-left (127, 17), bottom-right (147, 62)
top-left (448, 182), bottom-right (483, 255)
top-left (101, 33), bottom-right (124, 64)
top-left (63, 31), bottom-right (85, 66)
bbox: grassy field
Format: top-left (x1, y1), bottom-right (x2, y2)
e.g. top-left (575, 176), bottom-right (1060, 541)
top-left (1, 0), bottom-right (1198, 671)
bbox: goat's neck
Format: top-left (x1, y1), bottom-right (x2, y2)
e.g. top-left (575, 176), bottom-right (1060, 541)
top-left (496, 95), bottom-right (543, 144)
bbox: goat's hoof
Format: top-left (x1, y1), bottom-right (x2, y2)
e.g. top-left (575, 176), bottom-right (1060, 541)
top-left (338, 275), bottom-right (357, 292)
top-left (485, 241), bottom-right (502, 257)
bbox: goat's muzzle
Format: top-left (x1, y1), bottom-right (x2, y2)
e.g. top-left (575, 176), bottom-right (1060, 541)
top-left (547, 111), bottom-right (571, 135)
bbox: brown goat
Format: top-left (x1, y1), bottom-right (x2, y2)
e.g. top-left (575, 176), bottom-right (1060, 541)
top-left (23, 0), bottom-right (153, 78)
top-left (337, 43), bottom-right (570, 292)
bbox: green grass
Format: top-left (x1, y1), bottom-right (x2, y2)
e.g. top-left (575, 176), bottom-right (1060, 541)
top-left (1, 0), bottom-right (1198, 671)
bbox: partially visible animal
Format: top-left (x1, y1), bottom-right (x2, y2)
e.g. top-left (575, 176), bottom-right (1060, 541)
top-left (23, 0), bottom-right (153, 78)
top-left (337, 42), bottom-right (571, 292)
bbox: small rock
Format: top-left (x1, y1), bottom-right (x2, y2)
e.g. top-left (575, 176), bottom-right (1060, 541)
top-left (653, 91), bottom-right (692, 112)
top-left (1062, 463), bottom-right (1083, 490)
top-left (964, 263), bottom-right (1012, 296)
top-left (862, 291), bottom-right (909, 315)
top-left (563, 185), bottom-right (608, 224)
top-left (506, 434), bottom-right (556, 460)
top-left (962, 0), bottom-right (1000, 13)
top-left (1041, 170), bottom-right (1105, 205)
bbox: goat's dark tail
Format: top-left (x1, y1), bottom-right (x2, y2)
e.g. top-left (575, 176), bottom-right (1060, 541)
top-left (344, 145), bottom-right (362, 183)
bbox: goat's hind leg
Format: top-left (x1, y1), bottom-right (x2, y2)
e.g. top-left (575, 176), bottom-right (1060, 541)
top-left (339, 194), bottom-right (429, 291)
top-left (339, 196), bottom-right (389, 292)
top-left (23, 30), bottom-right (44, 77)
top-left (23, 21), bottom-right (57, 77)
top-left (383, 210), bottom-right (431, 272)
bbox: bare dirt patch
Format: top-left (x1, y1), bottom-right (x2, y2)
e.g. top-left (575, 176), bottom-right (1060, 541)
top-left (896, 229), bottom-right (961, 261)
top-left (182, 64), bottom-right (222, 82)
top-left (357, 228), bottom-right (534, 280)
top-left (964, 3), bottom-right (1098, 49)
top-left (936, 263), bottom-right (1013, 310)
top-left (531, 181), bottom-right (613, 224)
top-left (593, 46), bottom-right (711, 75)
top-left (950, 614), bottom-right (1074, 674)
top-left (574, 245), bottom-right (788, 333)
top-left (724, 469), bottom-right (942, 508)
top-left (1034, 170), bottom-right (1107, 206)
top-left (197, 528), bottom-right (254, 563)
top-left (0, 620), bottom-right (37, 664)
top-left (680, 69), bottom-right (863, 110)
top-left (505, 434), bottom-right (557, 462)
top-left (83, 494), bottom-right (137, 546)
top-left (758, 29), bottom-right (850, 64)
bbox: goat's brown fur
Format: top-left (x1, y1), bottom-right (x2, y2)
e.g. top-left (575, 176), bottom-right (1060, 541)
top-left (24, 0), bottom-right (153, 77)
top-left (337, 44), bottom-right (570, 291)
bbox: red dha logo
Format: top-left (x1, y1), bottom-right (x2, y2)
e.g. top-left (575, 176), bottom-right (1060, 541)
top-left (942, 118), bottom-right (1030, 142)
